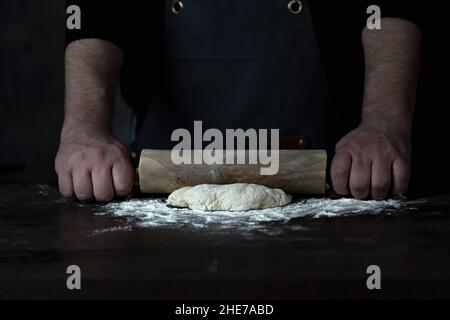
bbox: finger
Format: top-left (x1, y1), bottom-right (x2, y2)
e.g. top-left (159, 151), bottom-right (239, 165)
top-left (349, 154), bottom-right (371, 200)
top-left (112, 159), bottom-right (135, 196)
top-left (91, 166), bottom-right (115, 202)
top-left (331, 151), bottom-right (352, 195)
top-left (371, 158), bottom-right (392, 199)
top-left (58, 171), bottom-right (74, 198)
top-left (392, 158), bottom-right (410, 196)
top-left (72, 168), bottom-right (93, 202)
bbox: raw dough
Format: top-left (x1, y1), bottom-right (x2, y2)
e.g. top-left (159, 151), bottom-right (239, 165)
top-left (167, 183), bottom-right (292, 211)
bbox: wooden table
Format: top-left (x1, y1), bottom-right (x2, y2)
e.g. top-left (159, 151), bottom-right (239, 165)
top-left (1, 183), bottom-right (450, 299)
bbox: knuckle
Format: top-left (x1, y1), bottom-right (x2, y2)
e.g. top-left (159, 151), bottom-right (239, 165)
top-left (334, 187), bottom-right (349, 196)
top-left (351, 181), bottom-right (369, 195)
top-left (95, 193), bottom-right (114, 202)
top-left (372, 182), bottom-right (389, 193)
top-left (59, 141), bottom-right (130, 172)
top-left (371, 187), bottom-right (389, 199)
top-left (113, 146), bottom-right (130, 161)
top-left (115, 183), bottom-right (132, 195)
top-left (116, 143), bottom-right (129, 155)
top-left (55, 165), bottom-right (63, 175)
top-left (55, 165), bottom-right (70, 177)
top-left (91, 148), bottom-right (107, 162)
top-left (335, 143), bottom-right (346, 151)
top-left (76, 192), bottom-right (92, 201)
top-left (332, 150), bottom-right (350, 162)
top-left (352, 186), bottom-right (367, 195)
top-left (56, 153), bottom-right (74, 171)
top-left (341, 141), bottom-right (359, 152)
top-left (398, 157), bottom-right (411, 168)
top-left (348, 150), bottom-right (365, 162)
top-left (92, 144), bottom-right (129, 165)
top-left (54, 158), bottom-right (63, 173)
top-left (68, 151), bottom-right (85, 166)
top-left (332, 166), bottom-right (348, 177)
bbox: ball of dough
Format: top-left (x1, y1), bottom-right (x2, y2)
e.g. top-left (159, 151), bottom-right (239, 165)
top-left (167, 183), bottom-right (292, 211)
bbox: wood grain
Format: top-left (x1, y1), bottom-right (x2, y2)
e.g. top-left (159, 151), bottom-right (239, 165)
top-left (138, 149), bottom-right (327, 194)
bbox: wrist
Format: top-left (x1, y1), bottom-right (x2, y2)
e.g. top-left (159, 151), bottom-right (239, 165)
top-left (360, 112), bottom-right (412, 137)
top-left (361, 102), bottom-right (413, 129)
top-left (60, 121), bottom-right (112, 143)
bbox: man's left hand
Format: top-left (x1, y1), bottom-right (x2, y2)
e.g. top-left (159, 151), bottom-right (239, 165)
top-left (331, 120), bottom-right (412, 199)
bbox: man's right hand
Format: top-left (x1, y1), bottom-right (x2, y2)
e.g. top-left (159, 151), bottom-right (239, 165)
top-left (60, 39), bottom-right (129, 202)
top-left (55, 130), bottom-right (135, 202)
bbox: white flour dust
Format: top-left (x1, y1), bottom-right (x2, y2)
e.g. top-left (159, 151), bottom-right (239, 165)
top-left (99, 197), bottom-right (411, 230)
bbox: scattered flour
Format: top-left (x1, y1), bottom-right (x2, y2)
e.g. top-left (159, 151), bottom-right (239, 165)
top-left (89, 225), bottom-right (133, 237)
top-left (35, 184), bottom-right (52, 196)
top-left (100, 197), bottom-right (410, 230)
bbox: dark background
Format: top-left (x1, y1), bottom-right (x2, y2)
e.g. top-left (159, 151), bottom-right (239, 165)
top-left (0, 0), bottom-right (132, 184)
top-left (0, 1), bottom-right (448, 195)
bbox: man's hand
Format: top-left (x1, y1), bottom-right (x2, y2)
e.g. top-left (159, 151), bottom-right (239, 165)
top-left (331, 120), bottom-right (411, 199)
top-left (58, 39), bottom-right (126, 202)
top-left (55, 130), bottom-right (135, 202)
top-left (332, 18), bottom-right (420, 200)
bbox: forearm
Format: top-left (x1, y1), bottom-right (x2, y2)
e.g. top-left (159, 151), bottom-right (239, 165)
top-left (361, 18), bottom-right (421, 132)
top-left (63, 38), bottom-right (123, 139)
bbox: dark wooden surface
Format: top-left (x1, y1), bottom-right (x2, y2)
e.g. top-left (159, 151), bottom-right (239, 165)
top-left (1, 182), bottom-right (450, 300)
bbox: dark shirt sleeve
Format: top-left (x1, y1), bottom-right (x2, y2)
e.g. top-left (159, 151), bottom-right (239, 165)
top-left (64, 1), bottom-right (164, 115)
top-left (377, 1), bottom-right (421, 26)
top-left (355, 1), bottom-right (421, 28)
top-left (309, 1), bottom-right (422, 134)
top-left (65, 0), bottom-right (129, 51)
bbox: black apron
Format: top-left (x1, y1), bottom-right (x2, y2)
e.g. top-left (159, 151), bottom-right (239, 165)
top-left (132, 0), bottom-right (334, 154)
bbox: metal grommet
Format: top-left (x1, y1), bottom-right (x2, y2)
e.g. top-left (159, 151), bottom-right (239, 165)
top-left (288, 0), bottom-right (303, 15)
top-left (171, 0), bottom-right (184, 15)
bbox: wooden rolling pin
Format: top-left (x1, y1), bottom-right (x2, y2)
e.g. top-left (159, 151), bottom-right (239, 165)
top-left (138, 149), bottom-right (327, 195)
